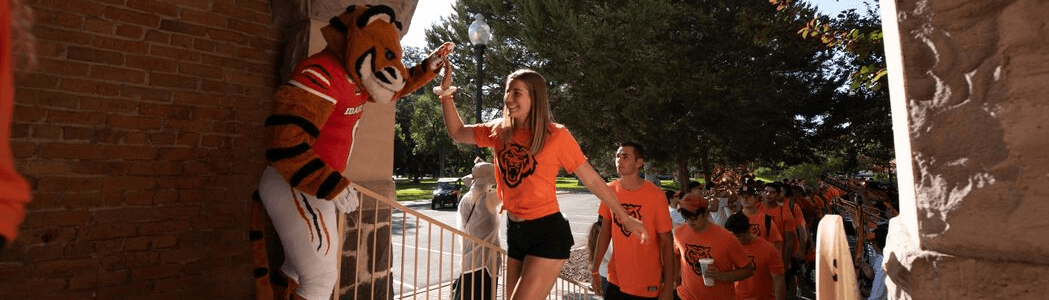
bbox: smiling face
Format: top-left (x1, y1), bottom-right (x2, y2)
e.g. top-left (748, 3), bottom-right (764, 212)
top-left (503, 79), bottom-right (532, 124)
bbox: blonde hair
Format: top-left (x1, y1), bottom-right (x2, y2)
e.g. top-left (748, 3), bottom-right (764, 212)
top-left (10, 0), bottom-right (36, 71)
top-left (488, 69), bottom-right (554, 154)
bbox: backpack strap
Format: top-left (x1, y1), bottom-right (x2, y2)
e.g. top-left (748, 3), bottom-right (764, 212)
top-left (765, 214), bottom-right (773, 237)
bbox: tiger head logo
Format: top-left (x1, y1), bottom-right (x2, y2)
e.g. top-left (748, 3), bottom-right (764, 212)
top-left (612, 203), bottom-right (644, 237)
top-left (498, 143), bottom-right (536, 188)
top-left (683, 244), bottom-right (712, 276)
top-left (749, 223), bottom-right (762, 236)
top-left (320, 5), bottom-right (448, 104)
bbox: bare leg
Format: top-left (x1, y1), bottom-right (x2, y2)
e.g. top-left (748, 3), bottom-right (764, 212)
top-left (509, 256), bottom-right (567, 300)
top-left (505, 258), bottom-right (522, 300)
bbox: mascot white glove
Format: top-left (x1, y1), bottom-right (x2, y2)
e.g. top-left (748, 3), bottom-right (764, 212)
top-left (333, 186), bottom-right (360, 213)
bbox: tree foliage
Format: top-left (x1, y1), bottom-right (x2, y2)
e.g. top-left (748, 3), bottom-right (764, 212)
top-left (399, 0), bottom-right (895, 184)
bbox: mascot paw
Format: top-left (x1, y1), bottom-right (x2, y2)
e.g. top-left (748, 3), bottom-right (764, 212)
top-left (427, 42), bottom-right (456, 71)
top-left (334, 186), bottom-right (360, 213)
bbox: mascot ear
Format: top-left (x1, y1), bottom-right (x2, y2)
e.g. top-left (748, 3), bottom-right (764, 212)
top-left (355, 5), bottom-right (402, 31)
top-left (474, 157), bottom-right (484, 164)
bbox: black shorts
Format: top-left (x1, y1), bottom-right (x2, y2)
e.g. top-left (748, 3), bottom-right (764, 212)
top-left (506, 212), bottom-right (574, 261)
top-left (605, 283), bottom-right (658, 300)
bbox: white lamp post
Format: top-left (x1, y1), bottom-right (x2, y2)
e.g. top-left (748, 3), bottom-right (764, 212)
top-left (468, 14), bottom-right (492, 124)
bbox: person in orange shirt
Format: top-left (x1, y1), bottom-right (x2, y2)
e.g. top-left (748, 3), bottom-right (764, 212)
top-left (740, 188), bottom-right (783, 254)
top-left (758, 184), bottom-right (797, 278)
top-left (725, 213), bottom-right (785, 300)
top-left (0, 0), bottom-right (34, 251)
top-left (439, 69), bottom-right (646, 300)
top-left (592, 142), bottom-right (674, 300)
top-left (672, 194), bottom-right (753, 300)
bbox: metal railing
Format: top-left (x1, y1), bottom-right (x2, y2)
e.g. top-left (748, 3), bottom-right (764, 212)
top-left (348, 183), bottom-right (598, 300)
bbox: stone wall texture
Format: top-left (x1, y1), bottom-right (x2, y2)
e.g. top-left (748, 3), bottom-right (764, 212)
top-left (882, 0), bottom-right (1049, 298)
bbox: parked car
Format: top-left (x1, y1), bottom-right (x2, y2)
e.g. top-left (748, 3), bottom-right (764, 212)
top-left (431, 177), bottom-right (462, 209)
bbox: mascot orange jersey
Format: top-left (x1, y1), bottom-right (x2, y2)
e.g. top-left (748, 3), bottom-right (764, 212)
top-left (251, 5), bottom-right (453, 300)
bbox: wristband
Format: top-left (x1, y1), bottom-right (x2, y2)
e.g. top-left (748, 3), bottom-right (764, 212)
top-left (591, 270), bottom-right (600, 275)
top-left (440, 94), bottom-right (454, 103)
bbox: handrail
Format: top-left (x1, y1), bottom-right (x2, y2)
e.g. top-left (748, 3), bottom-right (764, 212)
top-left (346, 182), bottom-right (597, 300)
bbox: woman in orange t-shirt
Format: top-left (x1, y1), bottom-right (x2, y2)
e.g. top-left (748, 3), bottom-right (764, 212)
top-left (439, 69), bottom-right (646, 300)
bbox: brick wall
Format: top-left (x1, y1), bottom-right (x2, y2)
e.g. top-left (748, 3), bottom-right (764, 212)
top-left (1, 0), bottom-right (281, 298)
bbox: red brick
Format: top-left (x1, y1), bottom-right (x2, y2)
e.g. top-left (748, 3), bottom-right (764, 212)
top-left (94, 207), bottom-right (156, 224)
top-left (107, 115), bottom-right (163, 131)
top-left (153, 235), bottom-right (179, 248)
top-left (140, 102), bottom-right (190, 119)
top-left (46, 109), bottom-right (106, 125)
top-left (149, 72), bottom-right (199, 89)
top-left (120, 84), bottom-right (174, 101)
top-left (213, 2), bottom-right (254, 20)
top-left (104, 6), bottom-right (161, 28)
top-left (102, 176), bottom-right (157, 190)
top-left (125, 236), bottom-right (152, 251)
top-left (166, 119), bottom-right (211, 132)
top-left (59, 78), bottom-right (121, 96)
top-left (22, 227), bottom-right (79, 244)
top-left (236, 0), bottom-right (270, 13)
top-left (15, 89), bottom-right (81, 109)
top-left (84, 17), bottom-right (116, 35)
top-left (80, 97), bottom-right (138, 114)
top-left (97, 269), bottom-right (130, 286)
top-left (27, 210), bottom-right (93, 228)
top-left (39, 143), bottom-right (103, 159)
top-left (36, 176), bottom-right (103, 192)
top-left (62, 126), bottom-right (94, 140)
top-left (92, 239), bottom-right (127, 255)
top-left (148, 132), bottom-right (178, 145)
top-left (31, 124), bottom-right (62, 139)
top-left (180, 9), bottom-right (226, 28)
top-left (156, 147), bottom-right (202, 161)
top-left (10, 123), bottom-right (29, 138)
top-left (16, 160), bottom-right (71, 176)
top-left (34, 57), bottom-right (91, 76)
top-left (93, 36), bottom-right (150, 54)
top-left (122, 132), bottom-right (149, 145)
top-left (53, 11), bottom-right (85, 28)
top-left (63, 192), bottom-right (107, 209)
top-left (145, 29), bottom-right (171, 43)
top-left (150, 44), bottom-right (202, 62)
top-left (127, 0), bottom-right (178, 17)
top-left (138, 220), bottom-right (190, 235)
top-left (193, 38), bottom-right (216, 52)
top-left (16, 73), bottom-right (60, 89)
top-left (206, 28), bottom-right (250, 45)
top-left (36, 25), bottom-right (93, 47)
top-left (36, 257), bottom-right (99, 275)
top-left (33, 40), bottom-right (67, 59)
top-left (170, 34), bottom-right (194, 48)
top-left (71, 161), bottom-right (127, 175)
top-left (201, 79), bottom-right (244, 94)
top-left (128, 161), bottom-right (184, 176)
top-left (10, 278), bottom-right (69, 295)
top-left (178, 62), bottom-right (223, 79)
top-left (67, 45), bottom-right (125, 65)
top-left (24, 244), bottom-right (64, 262)
top-left (235, 46), bottom-right (269, 62)
top-left (79, 224), bottom-right (137, 241)
top-left (95, 282), bottom-right (152, 299)
top-left (37, 0), bottom-right (106, 15)
top-left (159, 246), bottom-right (208, 263)
top-left (68, 273), bottom-right (99, 290)
top-left (159, 19), bottom-right (207, 36)
top-left (158, 176), bottom-right (206, 189)
top-left (226, 18), bottom-right (266, 35)
top-left (115, 24), bottom-right (144, 39)
top-left (103, 145), bottom-right (158, 160)
top-left (91, 65), bottom-right (147, 84)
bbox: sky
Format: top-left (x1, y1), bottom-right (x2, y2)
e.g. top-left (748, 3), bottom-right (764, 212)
top-left (401, 0), bottom-right (874, 48)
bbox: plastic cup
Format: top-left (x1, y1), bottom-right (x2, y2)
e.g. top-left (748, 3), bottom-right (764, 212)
top-left (698, 258), bottom-right (715, 286)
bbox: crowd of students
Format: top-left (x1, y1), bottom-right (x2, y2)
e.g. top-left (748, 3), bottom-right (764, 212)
top-left (588, 170), bottom-right (896, 300)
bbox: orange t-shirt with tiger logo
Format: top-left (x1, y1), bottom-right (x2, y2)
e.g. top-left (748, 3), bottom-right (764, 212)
top-left (472, 123), bottom-right (587, 220)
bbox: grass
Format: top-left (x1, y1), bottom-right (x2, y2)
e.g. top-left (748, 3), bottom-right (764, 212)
top-left (394, 178), bottom-right (438, 201)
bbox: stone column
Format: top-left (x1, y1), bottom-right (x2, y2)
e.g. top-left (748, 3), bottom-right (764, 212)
top-left (880, 0), bottom-right (1049, 298)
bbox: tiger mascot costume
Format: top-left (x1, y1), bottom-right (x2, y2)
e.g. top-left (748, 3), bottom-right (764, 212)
top-left (250, 5), bottom-right (454, 300)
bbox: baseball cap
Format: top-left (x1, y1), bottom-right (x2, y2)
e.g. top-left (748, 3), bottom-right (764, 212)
top-left (679, 193), bottom-right (709, 213)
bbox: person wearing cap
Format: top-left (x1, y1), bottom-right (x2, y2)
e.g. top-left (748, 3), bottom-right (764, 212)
top-left (740, 188), bottom-right (784, 255)
top-left (591, 142), bottom-right (674, 300)
top-left (671, 193), bottom-right (753, 300)
top-left (725, 213), bottom-right (786, 300)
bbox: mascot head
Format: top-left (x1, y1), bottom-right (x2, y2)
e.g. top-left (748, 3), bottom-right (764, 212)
top-left (321, 5), bottom-right (407, 104)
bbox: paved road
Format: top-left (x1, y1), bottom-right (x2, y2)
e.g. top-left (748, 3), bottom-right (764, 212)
top-left (389, 191), bottom-right (601, 294)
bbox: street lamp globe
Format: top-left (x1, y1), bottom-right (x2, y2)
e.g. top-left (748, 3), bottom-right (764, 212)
top-left (468, 14), bottom-right (492, 46)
